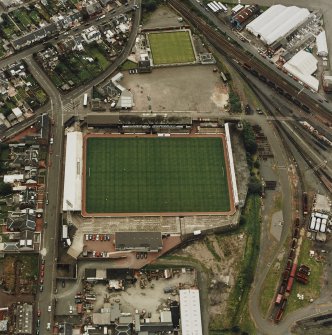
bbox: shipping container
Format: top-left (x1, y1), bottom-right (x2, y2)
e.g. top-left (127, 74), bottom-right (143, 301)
top-left (274, 308), bottom-right (284, 323)
top-left (310, 217), bottom-right (316, 230)
top-left (302, 192), bottom-right (308, 215)
top-left (275, 293), bottom-right (283, 305)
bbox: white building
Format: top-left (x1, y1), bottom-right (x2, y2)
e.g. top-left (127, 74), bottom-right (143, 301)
top-left (4, 174), bottom-right (24, 183)
top-left (12, 107), bottom-right (23, 118)
top-left (283, 50), bottom-right (319, 91)
top-left (246, 5), bottom-right (310, 46)
top-left (82, 26), bottom-right (101, 44)
top-left (62, 131), bottom-right (83, 211)
top-left (179, 289), bottom-right (202, 335)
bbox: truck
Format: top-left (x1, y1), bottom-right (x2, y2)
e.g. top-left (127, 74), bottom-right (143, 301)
top-left (83, 93), bottom-right (88, 107)
top-left (62, 225), bottom-right (68, 240)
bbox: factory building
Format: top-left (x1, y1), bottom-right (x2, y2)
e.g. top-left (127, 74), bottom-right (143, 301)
top-left (246, 5), bottom-right (310, 46)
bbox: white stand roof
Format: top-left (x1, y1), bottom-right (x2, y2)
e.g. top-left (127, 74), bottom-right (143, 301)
top-left (62, 131), bottom-right (83, 211)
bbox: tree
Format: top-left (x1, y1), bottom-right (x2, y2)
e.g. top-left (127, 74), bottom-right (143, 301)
top-left (242, 121), bottom-right (257, 154)
top-left (0, 182), bottom-right (12, 196)
top-left (142, 0), bottom-right (158, 12)
top-left (248, 176), bottom-right (262, 195)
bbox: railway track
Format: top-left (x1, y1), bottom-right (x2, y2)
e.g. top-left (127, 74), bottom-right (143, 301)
top-left (168, 0), bottom-right (332, 124)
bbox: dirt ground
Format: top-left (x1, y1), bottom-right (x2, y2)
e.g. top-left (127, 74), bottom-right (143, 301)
top-left (170, 234), bottom-right (246, 326)
top-left (122, 65), bottom-right (229, 114)
top-left (143, 5), bottom-right (184, 30)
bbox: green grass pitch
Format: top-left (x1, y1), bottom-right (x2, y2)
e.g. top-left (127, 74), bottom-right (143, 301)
top-left (85, 137), bottom-right (230, 214)
top-left (148, 31), bottom-right (195, 65)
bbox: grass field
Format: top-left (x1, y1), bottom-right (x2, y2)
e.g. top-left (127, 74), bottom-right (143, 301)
top-left (85, 137), bottom-right (230, 214)
top-left (148, 31), bottom-right (195, 65)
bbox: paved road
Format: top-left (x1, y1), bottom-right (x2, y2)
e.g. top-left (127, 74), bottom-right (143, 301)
top-left (27, 54), bottom-right (64, 333)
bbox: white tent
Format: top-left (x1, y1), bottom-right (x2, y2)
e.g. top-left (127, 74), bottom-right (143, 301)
top-left (283, 50), bottom-right (319, 91)
top-left (246, 5), bottom-right (310, 46)
top-left (316, 31), bottom-right (328, 57)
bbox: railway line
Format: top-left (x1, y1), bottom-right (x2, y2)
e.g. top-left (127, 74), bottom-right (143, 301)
top-left (169, 0), bottom-right (332, 124)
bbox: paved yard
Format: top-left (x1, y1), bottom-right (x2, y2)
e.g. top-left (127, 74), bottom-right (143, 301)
top-left (122, 65), bottom-right (228, 113)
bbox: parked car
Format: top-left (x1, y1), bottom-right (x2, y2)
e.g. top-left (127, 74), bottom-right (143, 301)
top-left (96, 234), bottom-right (99, 241)
top-left (39, 285), bottom-right (43, 292)
top-left (136, 253), bottom-right (140, 259)
top-left (42, 259), bottom-right (45, 265)
top-left (48, 305), bottom-right (51, 312)
top-left (62, 280), bottom-right (65, 288)
top-left (37, 309), bottom-right (41, 317)
top-left (47, 322), bottom-right (51, 330)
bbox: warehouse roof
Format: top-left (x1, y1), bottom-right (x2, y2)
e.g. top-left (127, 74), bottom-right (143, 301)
top-left (62, 131), bottom-right (83, 211)
top-left (179, 289), bottom-right (202, 335)
top-left (283, 50), bottom-right (319, 91)
top-left (316, 30), bottom-right (328, 57)
top-left (115, 232), bottom-right (162, 251)
top-left (246, 5), bottom-right (310, 45)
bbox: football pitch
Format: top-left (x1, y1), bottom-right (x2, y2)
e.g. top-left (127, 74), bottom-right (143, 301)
top-left (84, 137), bottom-right (231, 214)
top-left (148, 31), bottom-right (195, 65)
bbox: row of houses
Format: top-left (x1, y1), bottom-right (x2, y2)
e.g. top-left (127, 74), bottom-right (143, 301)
top-left (0, 116), bottom-right (50, 254)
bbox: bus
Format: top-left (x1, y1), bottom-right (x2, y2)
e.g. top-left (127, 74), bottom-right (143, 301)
top-left (83, 93), bottom-right (88, 107)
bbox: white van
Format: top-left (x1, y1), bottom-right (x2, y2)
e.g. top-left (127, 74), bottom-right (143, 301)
top-left (66, 238), bottom-right (72, 246)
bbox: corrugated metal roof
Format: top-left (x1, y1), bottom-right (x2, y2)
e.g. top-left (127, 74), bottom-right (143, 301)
top-left (246, 5), bottom-right (310, 45)
top-left (283, 50), bottom-right (319, 91)
top-left (316, 30), bottom-right (328, 57)
top-left (180, 289), bottom-right (202, 335)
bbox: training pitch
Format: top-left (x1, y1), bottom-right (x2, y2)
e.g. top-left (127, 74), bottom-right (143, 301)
top-left (83, 135), bottom-right (233, 216)
top-left (147, 31), bottom-right (195, 65)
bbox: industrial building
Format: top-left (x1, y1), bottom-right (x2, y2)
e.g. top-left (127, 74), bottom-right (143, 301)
top-left (179, 289), bottom-right (202, 335)
top-left (316, 30), bottom-right (328, 57)
top-left (282, 50), bottom-right (319, 91)
top-left (246, 5), bottom-right (310, 46)
top-left (62, 131), bottom-right (83, 211)
top-left (322, 71), bottom-right (332, 92)
top-left (230, 4), bottom-right (260, 30)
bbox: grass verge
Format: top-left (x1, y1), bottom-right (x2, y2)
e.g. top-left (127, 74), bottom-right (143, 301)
top-left (286, 238), bottom-right (324, 314)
